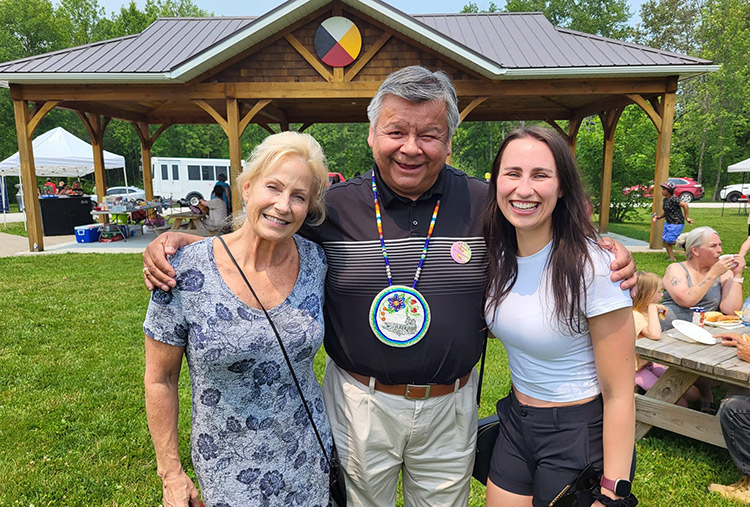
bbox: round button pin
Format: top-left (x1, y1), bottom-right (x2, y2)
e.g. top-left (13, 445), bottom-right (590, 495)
top-left (451, 241), bottom-right (472, 264)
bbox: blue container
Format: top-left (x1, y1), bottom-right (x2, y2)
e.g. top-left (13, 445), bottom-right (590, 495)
top-left (75, 224), bottom-right (102, 243)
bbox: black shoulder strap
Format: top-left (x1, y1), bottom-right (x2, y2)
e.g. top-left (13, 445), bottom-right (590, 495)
top-left (216, 236), bottom-right (332, 467)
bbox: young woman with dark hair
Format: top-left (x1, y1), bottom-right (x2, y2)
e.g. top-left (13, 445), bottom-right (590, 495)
top-left (483, 126), bottom-right (636, 507)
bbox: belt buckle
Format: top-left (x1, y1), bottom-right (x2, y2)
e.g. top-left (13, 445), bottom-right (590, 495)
top-left (404, 384), bottom-right (431, 400)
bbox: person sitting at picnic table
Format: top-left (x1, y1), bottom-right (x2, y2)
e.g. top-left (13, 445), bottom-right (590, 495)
top-left (58, 182), bottom-right (72, 195)
top-left (69, 181), bottom-right (84, 196)
top-left (662, 226), bottom-right (745, 330)
top-left (652, 181), bottom-right (693, 261)
top-left (633, 271), bottom-right (706, 408)
top-left (196, 184), bottom-right (228, 232)
top-left (708, 331), bottom-right (750, 503)
top-left (143, 131), bottom-right (333, 507)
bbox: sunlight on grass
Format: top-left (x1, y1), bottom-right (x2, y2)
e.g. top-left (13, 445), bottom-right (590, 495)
top-left (1, 233), bottom-right (747, 505)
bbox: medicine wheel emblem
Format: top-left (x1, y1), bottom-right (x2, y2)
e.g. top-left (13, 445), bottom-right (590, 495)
top-left (314, 17), bottom-right (362, 67)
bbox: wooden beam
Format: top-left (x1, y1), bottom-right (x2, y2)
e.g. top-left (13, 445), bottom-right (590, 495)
top-left (568, 118), bottom-right (582, 156)
top-left (544, 120), bottom-right (568, 139)
top-left (635, 395), bottom-right (725, 447)
top-left (15, 78), bottom-right (674, 103)
top-left (194, 100), bottom-right (228, 134)
top-left (284, 34), bottom-right (334, 83)
top-left (13, 100), bottom-right (44, 252)
top-left (458, 96), bottom-right (489, 123)
top-left (132, 122), bottom-right (172, 201)
top-left (259, 122), bottom-right (276, 135)
top-left (634, 367), bottom-right (701, 440)
top-left (227, 98), bottom-right (243, 215)
top-left (26, 101), bottom-right (60, 137)
top-left (598, 107), bottom-right (624, 234)
top-left (238, 99), bottom-right (271, 134)
top-left (344, 32), bottom-right (391, 82)
top-left (650, 89), bottom-right (676, 249)
top-left (627, 94), bottom-right (662, 132)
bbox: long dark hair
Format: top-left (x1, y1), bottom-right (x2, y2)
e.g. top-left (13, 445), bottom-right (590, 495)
top-left (483, 126), bottom-right (599, 334)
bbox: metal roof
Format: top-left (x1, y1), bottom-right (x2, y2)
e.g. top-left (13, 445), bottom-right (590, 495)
top-left (0, 0), bottom-right (713, 82)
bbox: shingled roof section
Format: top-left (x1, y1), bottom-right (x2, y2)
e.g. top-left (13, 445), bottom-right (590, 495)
top-left (0, 10), bottom-right (711, 78)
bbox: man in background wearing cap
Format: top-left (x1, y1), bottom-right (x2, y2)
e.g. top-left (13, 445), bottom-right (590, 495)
top-left (652, 181), bottom-right (693, 261)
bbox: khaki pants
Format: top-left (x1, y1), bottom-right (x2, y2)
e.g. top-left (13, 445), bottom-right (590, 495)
top-left (322, 359), bottom-right (478, 507)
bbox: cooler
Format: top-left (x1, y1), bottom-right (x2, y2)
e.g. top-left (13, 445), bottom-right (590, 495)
top-left (75, 224), bottom-right (102, 243)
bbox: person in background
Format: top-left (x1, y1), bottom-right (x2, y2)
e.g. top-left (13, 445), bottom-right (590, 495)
top-left (215, 172), bottom-right (232, 214)
top-left (662, 226), bottom-right (744, 327)
top-left (43, 178), bottom-right (57, 195)
top-left (143, 131), bottom-right (332, 507)
top-left (632, 271), bottom-right (700, 407)
top-left (484, 127), bottom-right (636, 506)
top-left (196, 185), bottom-right (228, 232)
top-left (708, 331), bottom-right (750, 503)
top-left (141, 66), bottom-right (638, 507)
top-left (70, 181), bottom-right (84, 196)
top-left (58, 182), bottom-right (72, 195)
top-left (652, 181), bottom-right (693, 261)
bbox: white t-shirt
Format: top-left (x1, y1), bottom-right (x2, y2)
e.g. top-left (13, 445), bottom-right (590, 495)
top-left (485, 240), bottom-right (632, 402)
top-left (203, 197), bottom-right (228, 229)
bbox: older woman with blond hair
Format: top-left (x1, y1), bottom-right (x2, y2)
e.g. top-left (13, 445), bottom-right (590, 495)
top-left (662, 226), bottom-right (745, 330)
top-left (143, 131), bottom-right (333, 507)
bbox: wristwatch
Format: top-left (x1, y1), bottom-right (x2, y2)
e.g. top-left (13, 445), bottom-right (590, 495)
top-left (600, 476), bottom-right (632, 497)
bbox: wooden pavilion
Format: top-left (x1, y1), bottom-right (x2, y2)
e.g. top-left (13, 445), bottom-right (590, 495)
top-left (0, 0), bottom-right (718, 252)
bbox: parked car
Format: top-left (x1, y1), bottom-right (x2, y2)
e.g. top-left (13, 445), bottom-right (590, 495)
top-left (90, 186), bottom-right (147, 203)
top-left (622, 177), bottom-right (703, 202)
top-left (719, 183), bottom-right (750, 202)
top-left (328, 172), bottom-right (346, 186)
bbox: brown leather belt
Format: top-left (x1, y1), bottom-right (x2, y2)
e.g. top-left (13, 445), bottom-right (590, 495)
top-left (347, 371), bottom-right (471, 400)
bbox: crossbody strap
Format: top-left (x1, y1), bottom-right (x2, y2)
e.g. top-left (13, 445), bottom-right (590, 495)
top-left (217, 236), bottom-right (332, 468)
top-left (476, 329), bottom-right (489, 407)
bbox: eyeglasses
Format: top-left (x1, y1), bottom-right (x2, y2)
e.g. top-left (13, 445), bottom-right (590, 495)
top-left (548, 463), bottom-right (600, 507)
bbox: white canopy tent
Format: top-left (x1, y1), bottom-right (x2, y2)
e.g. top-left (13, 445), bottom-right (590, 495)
top-left (0, 127), bottom-right (126, 224)
top-left (728, 157), bottom-right (750, 172)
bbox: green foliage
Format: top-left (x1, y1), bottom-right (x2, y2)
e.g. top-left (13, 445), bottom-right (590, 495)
top-left (501, 0), bottom-right (632, 38)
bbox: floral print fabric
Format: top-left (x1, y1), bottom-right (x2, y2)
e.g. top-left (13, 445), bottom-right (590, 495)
top-left (144, 236), bottom-right (331, 507)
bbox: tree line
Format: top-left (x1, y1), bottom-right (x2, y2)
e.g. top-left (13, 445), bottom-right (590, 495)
top-left (0, 0), bottom-right (748, 206)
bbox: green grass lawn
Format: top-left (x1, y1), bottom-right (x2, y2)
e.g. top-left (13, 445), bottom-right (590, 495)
top-left (1, 221), bottom-right (27, 237)
top-left (1, 245), bottom-right (747, 505)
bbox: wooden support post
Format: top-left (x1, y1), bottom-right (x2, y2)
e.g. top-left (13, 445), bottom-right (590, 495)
top-left (568, 118), bottom-right (582, 157)
top-left (13, 99), bottom-right (44, 252)
top-left (227, 98), bottom-right (243, 214)
top-left (76, 112), bottom-right (111, 204)
top-left (650, 87), bottom-right (677, 249)
top-left (598, 108), bottom-right (624, 233)
top-left (132, 122), bottom-right (171, 201)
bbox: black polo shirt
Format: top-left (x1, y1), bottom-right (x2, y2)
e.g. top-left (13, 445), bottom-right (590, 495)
top-left (302, 165), bottom-right (489, 385)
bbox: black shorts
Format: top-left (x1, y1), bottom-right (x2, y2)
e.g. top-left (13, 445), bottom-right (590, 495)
top-left (488, 390), bottom-right (635, 507)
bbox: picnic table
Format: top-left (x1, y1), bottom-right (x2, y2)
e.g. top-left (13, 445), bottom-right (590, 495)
top-left (169, 211), bottom-right (207, 231)
top-left (635, 324), bottom-right (750, 448)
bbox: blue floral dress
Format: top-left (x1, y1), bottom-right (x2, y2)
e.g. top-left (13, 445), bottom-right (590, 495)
top-left (144, 236), bottom-right (332, 507)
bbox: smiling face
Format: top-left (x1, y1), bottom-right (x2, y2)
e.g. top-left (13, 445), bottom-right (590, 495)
top-left (242, 155), bottom-right (313, 244)
top-left (496, 137), bottom-right (561, 251)
top-left (367, 95), bottom-right (451, 200)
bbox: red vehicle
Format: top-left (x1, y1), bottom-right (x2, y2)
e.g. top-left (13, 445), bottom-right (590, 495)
top-left (328, 172), bottom-right (346, 186)
top-left (622, 177), bottom-right (703, 203)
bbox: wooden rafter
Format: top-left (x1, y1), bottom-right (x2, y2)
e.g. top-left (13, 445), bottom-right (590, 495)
top-left (544, 120), bottom-right (568, 139)
top-left (299, 122), bottom-right (313, 132)
top-left (26, 101), bottom-right (60, 137)
top-left (239, 99), bottom-right (271, 133)
top-left (627, 94), bottom-right (662, 132)
top-left (458, 96), bottom-right (489, 123)
top-left (344, 32), bottom-right (391, 82)
top-left (194, 100), bottom-right (228, 134)
top-left (284, 34), bottom-right (334, 83)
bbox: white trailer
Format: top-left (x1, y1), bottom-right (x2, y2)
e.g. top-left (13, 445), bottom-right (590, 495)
top-left (151, 157), bottom-right (242, 205)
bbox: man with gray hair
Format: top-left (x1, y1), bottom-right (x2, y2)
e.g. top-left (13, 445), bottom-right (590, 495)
top-left (142, 65), bottom-right (636, 506)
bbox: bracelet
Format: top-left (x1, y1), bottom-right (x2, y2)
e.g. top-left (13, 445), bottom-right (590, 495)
top-left (734, 277), bottom-right (745, 284)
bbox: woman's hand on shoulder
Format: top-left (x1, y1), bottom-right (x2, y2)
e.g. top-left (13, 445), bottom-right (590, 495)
top-left (161, 471), bottom-right (201, 507)
top-left (143, 232), bottom-right (201, 291)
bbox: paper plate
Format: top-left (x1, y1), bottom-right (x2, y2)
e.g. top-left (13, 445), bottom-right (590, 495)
top-left (672, 319), bottom-right (718, 345)
top-left (704, 319), bottom-right (743, 329)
